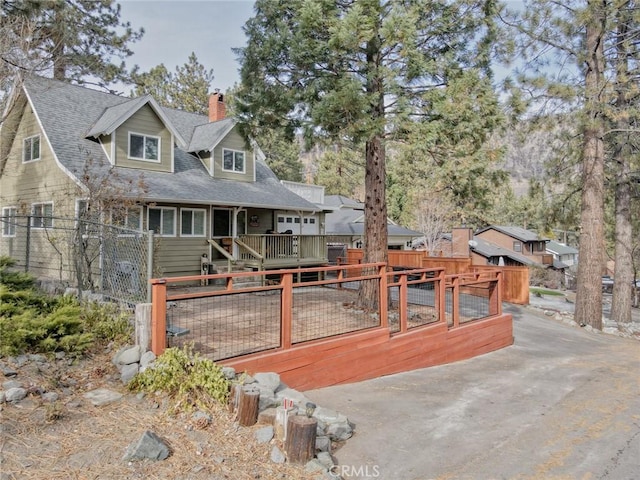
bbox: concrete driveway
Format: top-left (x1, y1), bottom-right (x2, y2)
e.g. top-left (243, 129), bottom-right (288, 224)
top-left (307, 304), bottom-right (640, 480)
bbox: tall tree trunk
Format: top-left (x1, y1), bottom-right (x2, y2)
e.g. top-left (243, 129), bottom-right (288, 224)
top-left (358, 1), bottom-right (387, 311)
top-left (574, 1), bottom-right (606, 330)
top-left (610, 5), bottom-right (633, 324)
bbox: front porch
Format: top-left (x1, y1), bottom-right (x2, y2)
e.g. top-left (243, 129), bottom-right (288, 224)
top-left (208, 234), bottom-right (333, 271)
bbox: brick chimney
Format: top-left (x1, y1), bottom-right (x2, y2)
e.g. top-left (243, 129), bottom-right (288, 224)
top-left (451, 227), bottom-right (473, 258)
top-left (208, 90), bottom-right (226, 122)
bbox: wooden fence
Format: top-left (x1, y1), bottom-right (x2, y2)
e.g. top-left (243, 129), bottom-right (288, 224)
top-left (344, 249), bottom-right (529, 305)
top-left (149, 263), bottom-right (513, 390)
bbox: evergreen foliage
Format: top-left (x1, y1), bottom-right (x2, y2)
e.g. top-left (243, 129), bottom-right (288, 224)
top-left (128, 345), bottom-right (230, 413)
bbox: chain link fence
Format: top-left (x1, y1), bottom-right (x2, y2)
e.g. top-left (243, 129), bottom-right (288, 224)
top-left (0, 215), bottom-right (153, 304)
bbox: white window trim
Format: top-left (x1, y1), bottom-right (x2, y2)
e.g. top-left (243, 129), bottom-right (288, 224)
top-left (128, 131), bottom-right (161, 163)
top-left (110, 206), bottom-right (143, 232)
top-left (2, 206), bottom-right (17, 237)
top-left (222, 148), bottom-right (246, 174)
top-left (23, 134), bottom-right (41, 163)
top-left (180, 208), bottom-right (207, 237)
top-left (147, 206), bottom-right (176, 237)
top-left (31, 202), bottom-right (54, 229)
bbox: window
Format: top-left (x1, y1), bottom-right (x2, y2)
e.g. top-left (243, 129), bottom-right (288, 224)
top-left (148, 207), bottom-right (176, 236)
top-left (129, 133), bottom-right (160, 162)
top-left (2, 207), bottom-right (17, 237)
top-left (513, 241), bottom-right (522, 252)
top-left (222, 149), bottom-right (245, 173)
top-left (23, 135), bottom-right (41, 162)
top-left (181, 208), bottom-right (206, 236)
top-left (31, 202), bottom-right (53, 228)
top-left (112, 206), bottom-right (142, 231)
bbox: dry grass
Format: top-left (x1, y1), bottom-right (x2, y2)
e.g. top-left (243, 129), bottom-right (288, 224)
top-left (0, 350), bottom-right (321, 480)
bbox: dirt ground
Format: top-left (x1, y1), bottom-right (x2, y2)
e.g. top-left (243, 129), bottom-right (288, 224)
top-left (0, 349), bottom-right (322, 480)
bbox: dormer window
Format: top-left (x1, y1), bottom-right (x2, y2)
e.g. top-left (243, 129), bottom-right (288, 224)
top-left (23, 135), bottom-right (41, 162)
top-left (223, 148), bottom-right (245, 173)
top-left (128, 132), bottom-right (160, 162)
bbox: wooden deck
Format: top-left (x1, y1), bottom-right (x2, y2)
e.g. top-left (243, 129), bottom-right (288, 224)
top-left (150, 264), bottom-right (514, 391)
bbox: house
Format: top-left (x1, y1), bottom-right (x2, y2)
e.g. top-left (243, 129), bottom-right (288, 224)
top-left (322, 194), bottom-right (422, 251)
top-left (0, 75), bottom-right (327, 280)
top-left (475, 226), bottom-right (554, 267)
top-left (546, 240), bottom-right (578, 267)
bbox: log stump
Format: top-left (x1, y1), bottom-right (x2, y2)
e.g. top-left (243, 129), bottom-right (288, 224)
top-left (236, 386), bottom-right (260, 426)
top-left (284, 415), bottom-right (317, 464)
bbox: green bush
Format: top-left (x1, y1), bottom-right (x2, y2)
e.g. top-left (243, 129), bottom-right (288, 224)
top-left (0, 256), bottom-right (35, 290)
top-left (0, 262), bottom-right (133, 357)
top-left (129, 345), bottom-right (230, 413)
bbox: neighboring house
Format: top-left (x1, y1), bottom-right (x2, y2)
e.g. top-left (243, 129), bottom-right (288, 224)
top-left (546, 240), bottom-right (578, 267)
top-left (0, 75), bottom-right (325, 279)
top-left (475, 226), bottom-right (554, 267)
top-left (322, 194), bottom-right (422, 250)
top-left (470, 237), bottom-right (539, 267)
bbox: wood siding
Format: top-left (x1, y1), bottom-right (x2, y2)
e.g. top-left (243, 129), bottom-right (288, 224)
top-left (212, 129), bottom-right (254, 182)
top-left (114, 104), bottom-right (172, 172)
top-left (0, 102), bottom-right (76, 214)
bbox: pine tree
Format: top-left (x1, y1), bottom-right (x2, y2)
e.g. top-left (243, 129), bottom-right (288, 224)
top-left (236, 0), bottom-right (502, 308)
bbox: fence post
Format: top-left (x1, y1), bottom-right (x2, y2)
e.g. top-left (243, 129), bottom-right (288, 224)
top-left (281, 273), bottom-right (293, 349)
top-left (451, 276), bottom-right (460, 328)
top-left (398, 272), bottom-right (407, 333)
top-left (489, 270), bottom-right (503, 316)
top-left (437, 269), bottom-right (446, 324)
top-left (379, 264), bottom-right (388, 329)
top-left (24, 216), bottom-right (31, 273)
top-left (150, 278), bottom-right (167, 356)
top-left (146, 230), bottom-right (154, 303)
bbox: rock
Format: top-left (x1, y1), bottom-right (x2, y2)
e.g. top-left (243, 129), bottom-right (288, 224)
top-left (221, 366), bottom-right (236, 380)
top-left (28, 354), bottom-right (47, 363)
top-left (41, 392), bottom-right (59, 403)
top-left (305, 458), bottom-right (327, 473)
top-left (270, 445), bottom-right (286, 464)
top-left (2, 367), bottom-right (17, 377)
top-left (315, 435), bottom-right (331, 453)
top-left (83, 388), bottom-right (123, 406)
top-left (275, 388), bottom-right (311, 408)
top-left (64, 287), bottom-right (79, 297)
top-left (5, 387), bottom-right (27, 402)
top-left (0, 391), bottom-right (5, 403)
top-left (326, 421), bottom-right (353, 441)
top-left (139, 351), bottom-right (156, 368)
top-left (313, 407), bottom-right (348, 425)
top-left (258, 407), bottom-right (277, 425)
top-left (253, 372), bottom-right (281, 393)
top-left (123, 430), bottom-right (170, 461)
top-left (316, 451), bottom-right (335, 469)
top-left (120, 363), bottom-right (139, 384)
top-left (55, 351), bottom-right (66, 360)
top-left (2, 380), bottom-right (22, 390)
top-left (259, 392), bottom-right (278, 411)
top-left (241, 374), bottom-right (255, 384)
top-left (255, 425), bottom-right (274, 444)
top-left (113, 345), bottom-right (141, 366)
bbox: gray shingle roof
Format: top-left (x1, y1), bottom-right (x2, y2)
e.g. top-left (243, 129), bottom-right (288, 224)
top-left (478, 225), bottom-right (550, 242)
top-left (471, 237), bottom-right (536, 266)
top-left (546, 240), bottom-right (578, 255)
top-left (22, 76), bottom-right (317, 212)
top-left (325, 208), bottom-right (422, 237)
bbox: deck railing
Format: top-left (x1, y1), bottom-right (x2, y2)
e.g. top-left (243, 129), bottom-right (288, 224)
top-left (149, 263), bottom-right (504, 360)
top-left (236, 234), bottom-right (329, 266)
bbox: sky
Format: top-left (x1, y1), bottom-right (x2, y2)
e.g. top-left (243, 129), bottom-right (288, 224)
top-left (117, 0), bottom-right (256, 94)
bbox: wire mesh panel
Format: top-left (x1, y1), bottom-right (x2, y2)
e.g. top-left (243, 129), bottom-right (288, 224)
top-left (388, 274), bottom-right (440, 333)
top-left (291, 283), bottom-right (380, 344)
top-left (444, 284), bottom-right (492, 326)
top-left (0, 215), bottom-right (150, 304)
top-left (167, 291), bottom-right (282, 361)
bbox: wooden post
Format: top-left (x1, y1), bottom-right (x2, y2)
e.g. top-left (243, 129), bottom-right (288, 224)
top-left (281, 273), bottom-right (293, 349)
top-left (150, 279), bottom-right (167, 355)
top-left (379, 264), bottom-right (388, 328)
top-left (228, 384), bottom-right (239, 413)
top-left (135, 303), bottom-right (152, 352)
top-left (285, 415), bottom-right (317, 464)
top-left (236, 386), bottom-right (260, 426)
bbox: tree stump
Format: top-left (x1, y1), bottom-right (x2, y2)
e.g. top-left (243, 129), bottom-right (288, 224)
top-left (236, 386), bottom-right (260, 426)
top-left (284, 415), bottom-right (317, 464)
top-left (228, 384), bottom-right (240, 414)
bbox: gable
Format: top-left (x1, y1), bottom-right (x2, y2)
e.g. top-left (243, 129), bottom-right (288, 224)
top-left (210, 127), bottom-right (255, 182)
top-left (113, 104), bottom-right (173, 173)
